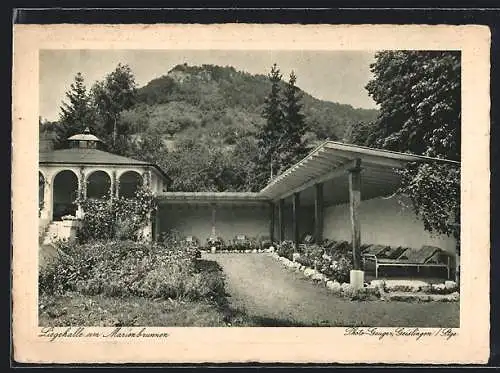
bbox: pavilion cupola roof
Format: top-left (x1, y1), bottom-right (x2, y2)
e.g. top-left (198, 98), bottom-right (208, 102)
top-left (67, 127), bottom-right (104, 149)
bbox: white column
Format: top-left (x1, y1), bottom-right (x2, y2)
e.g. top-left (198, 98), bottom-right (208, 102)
top-left (110, 170), bottom-right (117, 199)
top-left (142, 169), bottom-right (152, 191)
top-left (41, 172), bottom-right (52, 220)
top-left (141, 213), bottom-right (153, 242)
top-left (79, 167), bottom-right (87, 200)
top-left (76, 167), bottom-right (86, 218)
top-left (115, 171), bottom-right (121, 198)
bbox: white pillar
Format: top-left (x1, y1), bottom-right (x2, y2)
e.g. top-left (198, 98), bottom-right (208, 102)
top-left (115, 172), bottom-right (121, 198)
top-left (142, 169), bottom-right (152, 191)
top-left (79, 167), bottom-right (87, 200)
top-left (140, 213), bottom-right (153, 242)
top-left (41, 173), bottom-right (52, 220)
top-left (76, 167), bottom-right (86, 218)
top-left (110, 170), bottom-right (117, 199)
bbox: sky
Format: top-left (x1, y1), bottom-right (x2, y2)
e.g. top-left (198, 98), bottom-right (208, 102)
top-left (39, 50), bottom-right (378, 122)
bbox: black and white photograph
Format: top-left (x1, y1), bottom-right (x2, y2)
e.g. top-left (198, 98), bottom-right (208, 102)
top-left (37, 48), bottom-right (461, 328)
top-left (12, 23), bottom-right (490, 364)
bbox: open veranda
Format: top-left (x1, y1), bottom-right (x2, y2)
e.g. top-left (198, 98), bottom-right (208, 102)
top-left (38, 129), bottom-right (459, 328)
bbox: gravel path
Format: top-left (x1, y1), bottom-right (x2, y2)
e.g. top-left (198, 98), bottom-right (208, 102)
top-left (204, 253), bottom-right (459, 327)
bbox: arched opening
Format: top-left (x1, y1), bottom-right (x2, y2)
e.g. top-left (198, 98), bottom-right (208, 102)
top-left (52, 170), bottom-right (79, 221)
top-left (86, 170), bottom-right (111, 199)
top-left (119, 171), bottom-right (142, 199)
top-left (39, 172), bottom-right (45, 213)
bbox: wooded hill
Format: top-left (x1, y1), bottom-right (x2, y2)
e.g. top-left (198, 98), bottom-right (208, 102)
top-left (125, 64), bottom-right (378, 145)
top-left (40, 63), bottom-right (379, 192)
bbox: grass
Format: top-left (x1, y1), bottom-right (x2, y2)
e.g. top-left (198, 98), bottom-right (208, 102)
top-left (39, 256), bottom-right (239, 327)
top-left (38, 293), bottom-right (317, 327)
top-left (39, 292), bottom-right (231, 327)
top-left (38, 249), bottom-right (459, 328)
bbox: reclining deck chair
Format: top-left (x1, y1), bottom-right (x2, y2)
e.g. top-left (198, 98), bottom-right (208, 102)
top-left (298, 234), bottom-right (315, 251)
top-left (364, 245), bottom-right (451, 279)
top-left (323, 239), bottom-right (337, 249)
top-left (362, 244), bottom-right (392, 258)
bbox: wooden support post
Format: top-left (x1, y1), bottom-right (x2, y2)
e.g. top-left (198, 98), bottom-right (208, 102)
top-left (154, 206), bottom-right (161, 242)
top-left (278, 199), bottom-right (285, 242)
top-left (314, 183), bottom-right (324, 243)
top-left (269, 202), bottom-right (275, 243)
top-left (211, 203), bottom-right (216, 237)
top-left (348, 159), bottom-right (362, 270)
top-left (292, 192), bottom-right (300, 251)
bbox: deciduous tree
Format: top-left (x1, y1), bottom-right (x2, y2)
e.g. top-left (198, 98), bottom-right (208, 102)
top-left (365, 51), bottom-right (460, 160)
top-left (365, 50), bottom-right (461, 282)
top-left (92, 63), bottom-right (137, 153)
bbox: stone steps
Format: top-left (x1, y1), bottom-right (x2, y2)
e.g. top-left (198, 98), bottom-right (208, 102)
top-left (42, 221), bottom-right (63, 245)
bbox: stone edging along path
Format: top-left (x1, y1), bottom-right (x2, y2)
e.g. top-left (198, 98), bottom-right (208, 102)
top-left (203, 249), bottom-right (460, 302)
top-left (201, 248), bottom-right (269, 254)
top-left (267, 251), bottom-right (460, 303)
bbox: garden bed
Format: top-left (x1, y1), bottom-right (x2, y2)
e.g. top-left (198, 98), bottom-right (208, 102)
top-left (39, 293), bottom-right (230, 327)
top-left (202, 248), bottom-right (273, 254)
top-left (269, 248), bottom-right (459, 303)
top-left (39, 240), bottom-right (248, 327)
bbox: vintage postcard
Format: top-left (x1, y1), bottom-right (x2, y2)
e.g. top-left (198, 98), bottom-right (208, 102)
top-left (12, 23), bottom-right (490, 364)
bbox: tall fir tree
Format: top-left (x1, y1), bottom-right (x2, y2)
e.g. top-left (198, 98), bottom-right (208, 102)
top-left (55, 72), bottom-right (95, 148)
top-left (252, 65), bottom-right (310, 190)
top-left (253, 63), bottom-right (285, 190)
top-left (281, 71), bottom-right (308, 172)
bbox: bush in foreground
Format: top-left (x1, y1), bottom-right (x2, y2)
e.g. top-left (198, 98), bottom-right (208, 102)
top-left (76, 187), bottom-right (157, 243)
top-left (276, 240), bottom-right (295, 261)
top-left (276, 241), bottom-right (353, 284)
top-left (39, 240), bottom-right (224, 302)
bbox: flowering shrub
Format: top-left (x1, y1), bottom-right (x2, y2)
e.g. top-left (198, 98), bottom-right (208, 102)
top-left (295, 244), bottom-right (324, 268)
top-left (276, 240), bottom-right (295, 260)
top-left (76, 187), bottom-right (157, 243)
top-left (317, 255), bottom-right (353, 284)
top-left (275, 240), bottom-right (354, 284)
top-left (159, 230), bottom-right (201, 258)
top-left (39, 239), bottom-right (224, 302)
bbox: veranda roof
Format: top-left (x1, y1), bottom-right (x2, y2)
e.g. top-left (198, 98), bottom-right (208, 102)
top-left (55, 140), bottom-right (459, 205)
top-left (157, 191), bottom-right (269, 204)
top-left (259, 141), bottom-right (460, 203)
top-left (156, 141), bottom-right (460, 205)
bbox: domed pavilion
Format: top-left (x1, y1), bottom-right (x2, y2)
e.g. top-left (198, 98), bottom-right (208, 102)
top-left (38, 128), bottom-right (170, 242)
